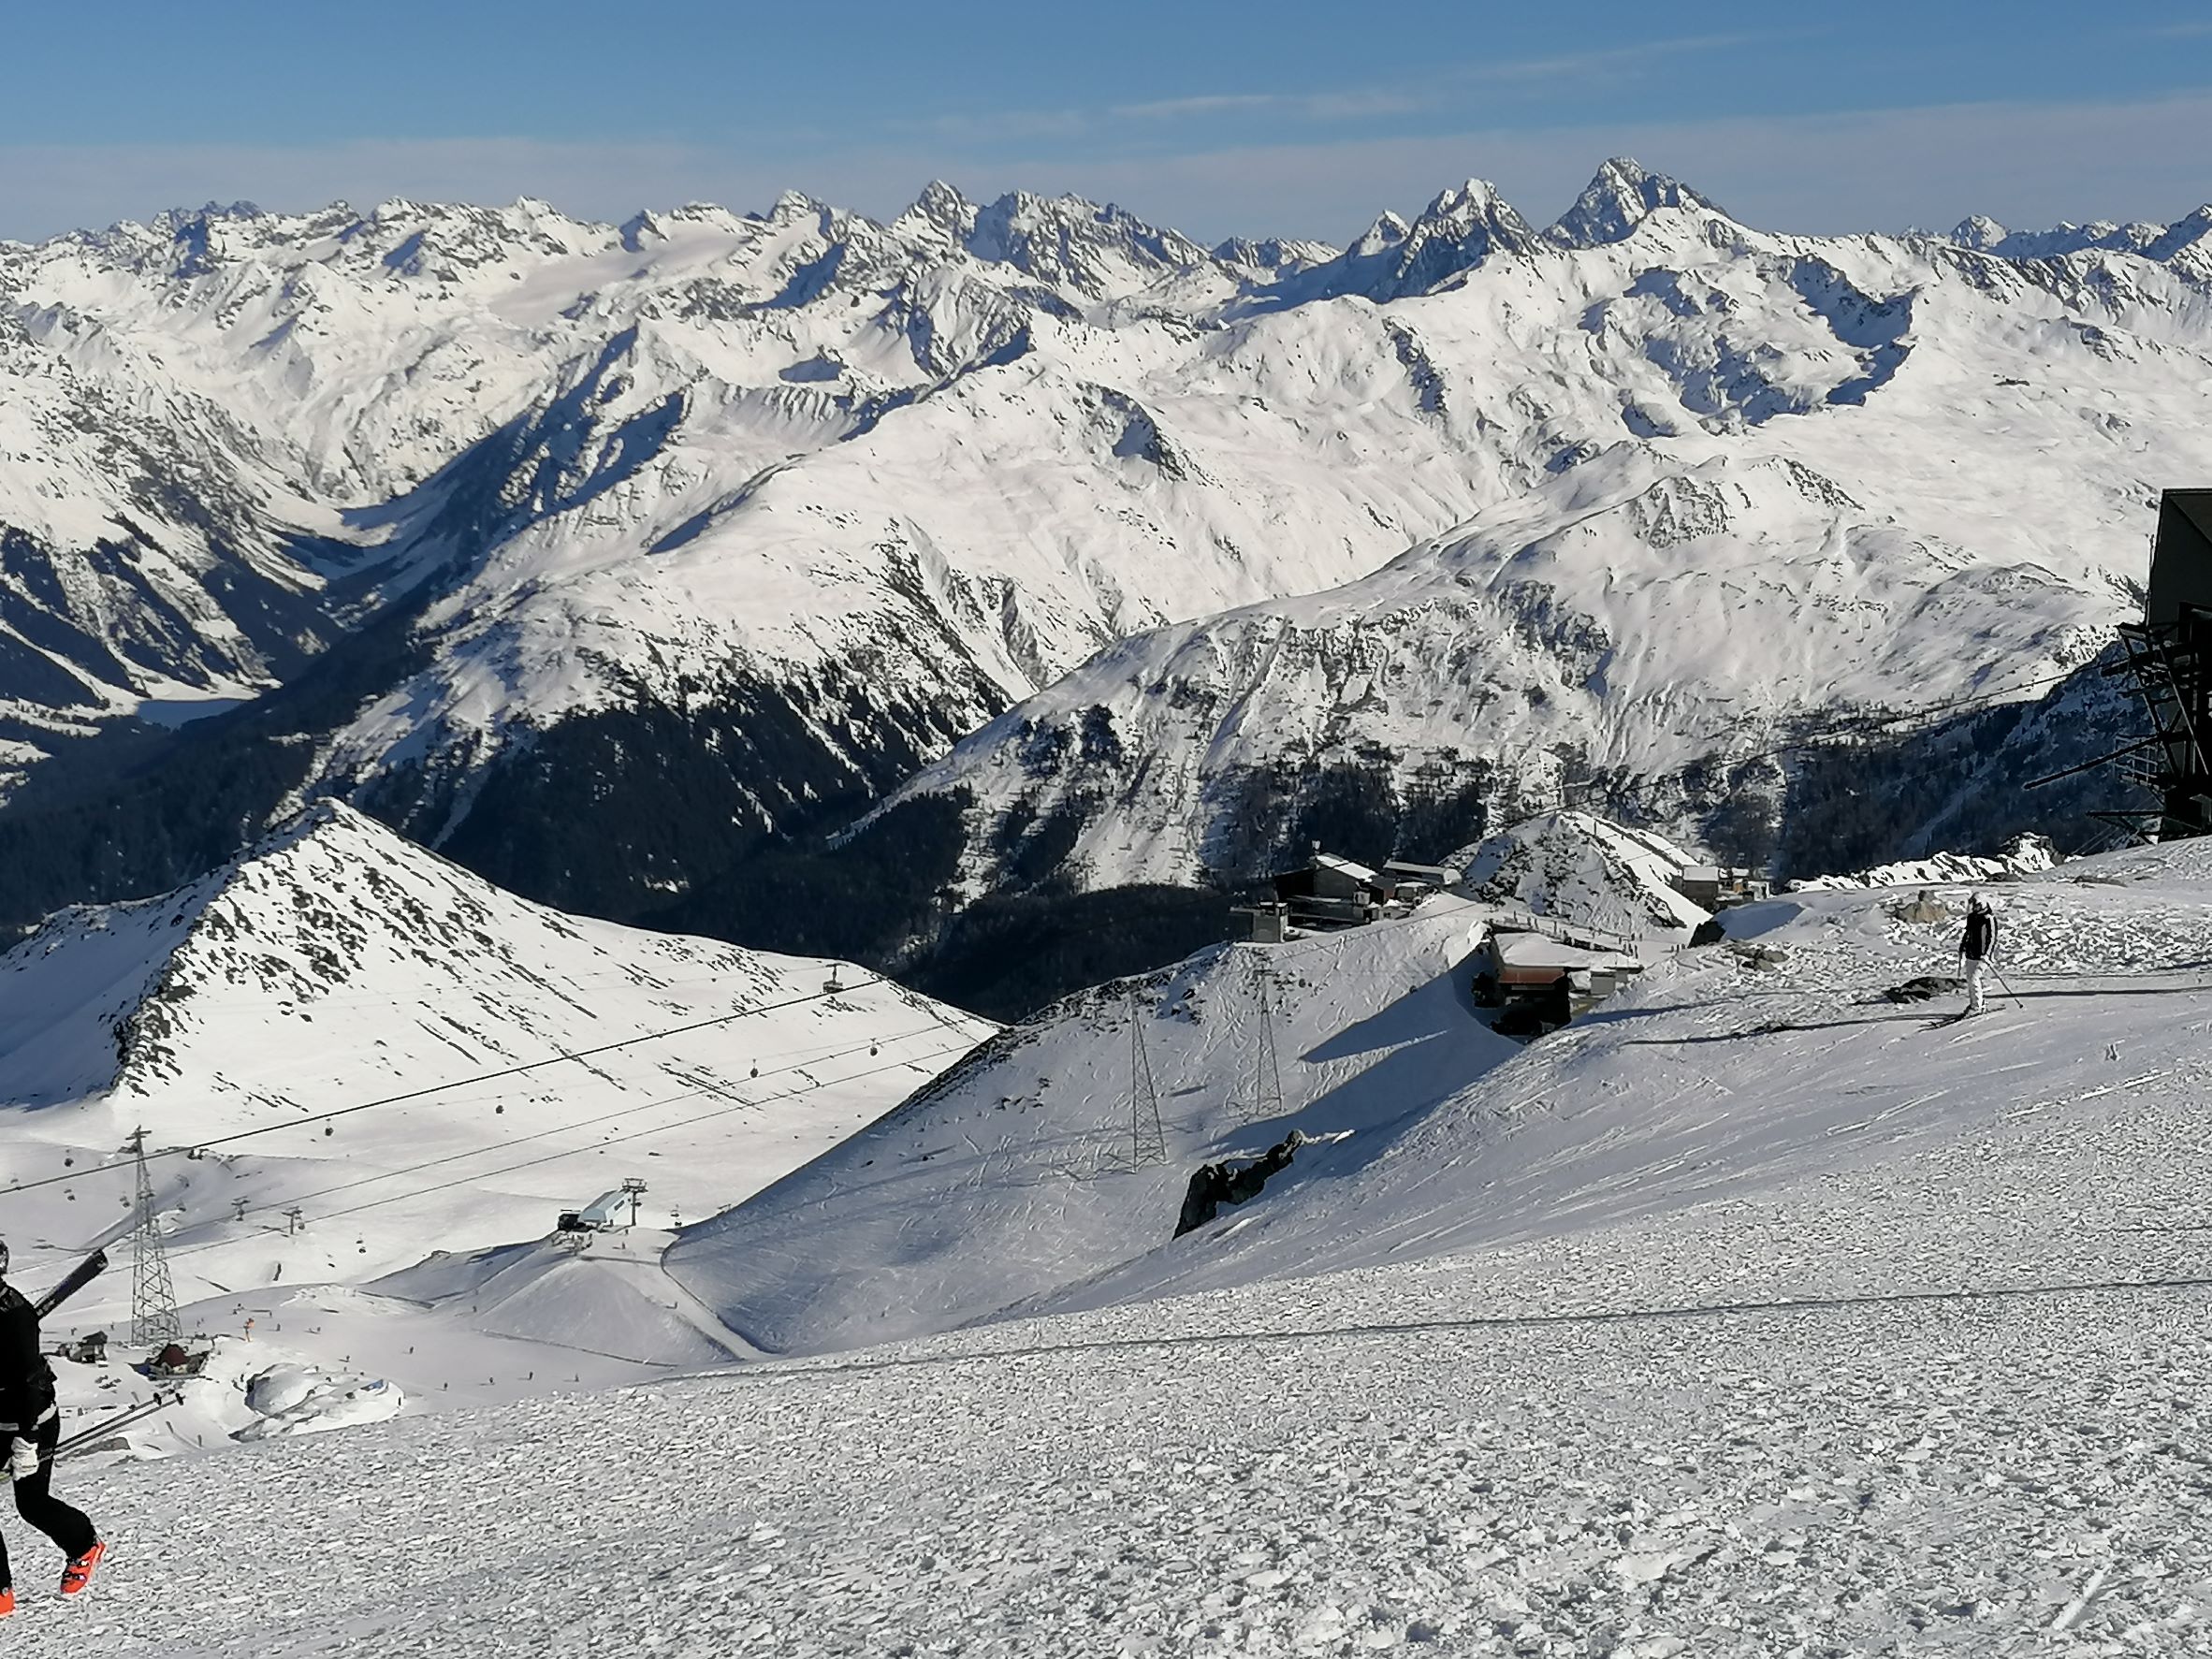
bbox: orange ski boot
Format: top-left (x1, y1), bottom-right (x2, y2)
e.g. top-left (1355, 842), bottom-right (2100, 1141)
top-left (59, 1541), bottom-right (104, 1597)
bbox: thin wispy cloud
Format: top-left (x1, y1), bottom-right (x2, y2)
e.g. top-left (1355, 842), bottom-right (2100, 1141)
top-left (1111, 94), bottom-right (1283, 121)
top-left (907, 108), bottom-right (1092, 141)
top-left (2144, 18), bottom-right (2212, 36)
top-left (1457, 30), bottom-right (1791, 84)
top-left (953, 31), bottom-right (1783, 145)
top-left (8, 87), bottom-right (2204, 253)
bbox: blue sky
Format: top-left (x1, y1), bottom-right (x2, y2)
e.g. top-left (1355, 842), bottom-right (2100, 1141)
top-left (3, 0), bottom-right (2209, 240)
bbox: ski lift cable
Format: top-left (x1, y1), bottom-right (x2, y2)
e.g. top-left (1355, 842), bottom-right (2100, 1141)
top-left (8, 973), bottom-right (895, 1200)
top-left (113, 960), bottom-right (822, 1018)
top-left (309, 1040), bottom-right (979, 1230)
top-left (153, 1020), bottom-right (963, 1231)
top-left (157, 1035), bottom-right (982, 1254)
top-left (152, 1028), bottom-right (967, 1262)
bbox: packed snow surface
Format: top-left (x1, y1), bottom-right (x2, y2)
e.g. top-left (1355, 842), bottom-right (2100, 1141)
top-left (7, 841), bottom-right (2212, 1652)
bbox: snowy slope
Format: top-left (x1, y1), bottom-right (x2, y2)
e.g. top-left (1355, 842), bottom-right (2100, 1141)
top-left (1451, 809), bottom-right (1710, 939)
top-left (1790, 831), bottom-right (2059, 890)
top-left (9, 839), bottom-right (2212, 1652)
top-left (662, 833), bottom-right (2212, 1361)
top-left (1035, 837), bottom-right (2212, 1317)
top-left (663, 898), bottom-right (1521, 1353)
top-left (0, 801), bottom-right (993, 1353)
top-left (4, 162), bottom-right (2208, 895)
top-left (875, 435), bottom-right (2143, 892)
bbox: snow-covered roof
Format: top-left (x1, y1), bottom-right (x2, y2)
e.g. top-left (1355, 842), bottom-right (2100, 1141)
top-left (1492, 933), bottom-right (1638, 972)
top-left (1382, 859), bottom-right (1460, 883)
top-left (1312, 851), bottom-right (1384, 884)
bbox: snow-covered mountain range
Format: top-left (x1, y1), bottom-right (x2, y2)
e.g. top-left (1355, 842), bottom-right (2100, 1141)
top-left (3, 159), bottom-right (2205, 935)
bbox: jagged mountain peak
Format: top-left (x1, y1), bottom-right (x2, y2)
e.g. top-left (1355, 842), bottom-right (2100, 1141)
top-left (1211, 234), bottom-right (1337, 272)
top-left (1949, 213), bottom-right (2007, 252)
top-left (1348, 210), bottom-right (1412, 256)
top-left (230, 794), bottom-right (390, 861)
top-left (0, 795), bottom-right (991, 1126)
top-left (1419, 177), bottom-right (1514, 217)
top-left (2147, 203), bottom-right (2212, 262)
top-left (962, 189), bottom-right (1209, 297)
top-left (1250, 186), bottom-right (1547, 312)
top-left (1364, 178), bottom-right (1546, 296)
top-left (1405, 178), bottom-right (1544, 253)
top-left (1550, 156), bottom-right (1729, 247)
top-left (759, 188), bottom-right (829, 226)
top-left (897, 178), bottom-right (976, 240)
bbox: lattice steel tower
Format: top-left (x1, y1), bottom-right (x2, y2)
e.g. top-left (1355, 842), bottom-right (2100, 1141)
top-left (1126, 989), bottom-right (1169, 1169)
top-left (1237, 952), bottom-right (1287, 1125)
top-left (125, 1128), bottom-right (182, 1346)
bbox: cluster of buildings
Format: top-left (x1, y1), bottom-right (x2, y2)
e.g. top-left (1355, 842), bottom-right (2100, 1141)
top-left (1237, 841), bottom-right (1780, 1039)
top-left (1232, 851), bottom-right (1459, 942)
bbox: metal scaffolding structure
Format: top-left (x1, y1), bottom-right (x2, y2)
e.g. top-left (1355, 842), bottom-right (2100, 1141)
top-left (2035, 490), bottom-right (2212, 841)
top-left (2100, 604), bottom-right (2212, 839)
top-left (1125, 989), bottom-right (1169, 1169)
top-left (1236, 952), bottom-right (1287, 1126)
top-left (126, 1128), bottom-right (182, 1346)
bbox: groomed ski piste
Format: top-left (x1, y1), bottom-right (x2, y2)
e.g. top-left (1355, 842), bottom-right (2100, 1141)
top-left (6, 836), bottom-right (2211, 1652)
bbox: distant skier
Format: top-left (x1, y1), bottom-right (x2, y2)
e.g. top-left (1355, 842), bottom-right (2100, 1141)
top-left (1957, 893), bottom-right (1999, 1017)
top-left (0, 1241), bottom-right (105, 1612)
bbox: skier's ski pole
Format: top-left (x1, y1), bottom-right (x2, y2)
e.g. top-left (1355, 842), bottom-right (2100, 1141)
top-left (1988, 964), bottom-right (2026, 1009)
top-left (41, 1390), bottom-right (182, 1468)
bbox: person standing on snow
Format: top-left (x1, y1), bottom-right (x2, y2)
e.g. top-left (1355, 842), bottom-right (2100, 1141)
top-left (1958, 893), bottom-right (1999, 1017)
top-left (0, 1241), bottom-right (104, 1613)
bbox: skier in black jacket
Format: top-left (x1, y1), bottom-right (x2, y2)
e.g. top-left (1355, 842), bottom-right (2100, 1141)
top-left (0, 1240), bottom-right (104, 1612)
top-left (1958, 893), bottom-right (1999, 1017)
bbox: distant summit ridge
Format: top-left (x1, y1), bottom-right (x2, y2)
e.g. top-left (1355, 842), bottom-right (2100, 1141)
top-left (1549, 156), bottom-right (1733, 247)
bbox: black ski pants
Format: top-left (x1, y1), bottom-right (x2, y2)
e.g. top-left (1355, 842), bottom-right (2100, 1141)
top-left (1, 1416), bottom-right (95, 1587)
